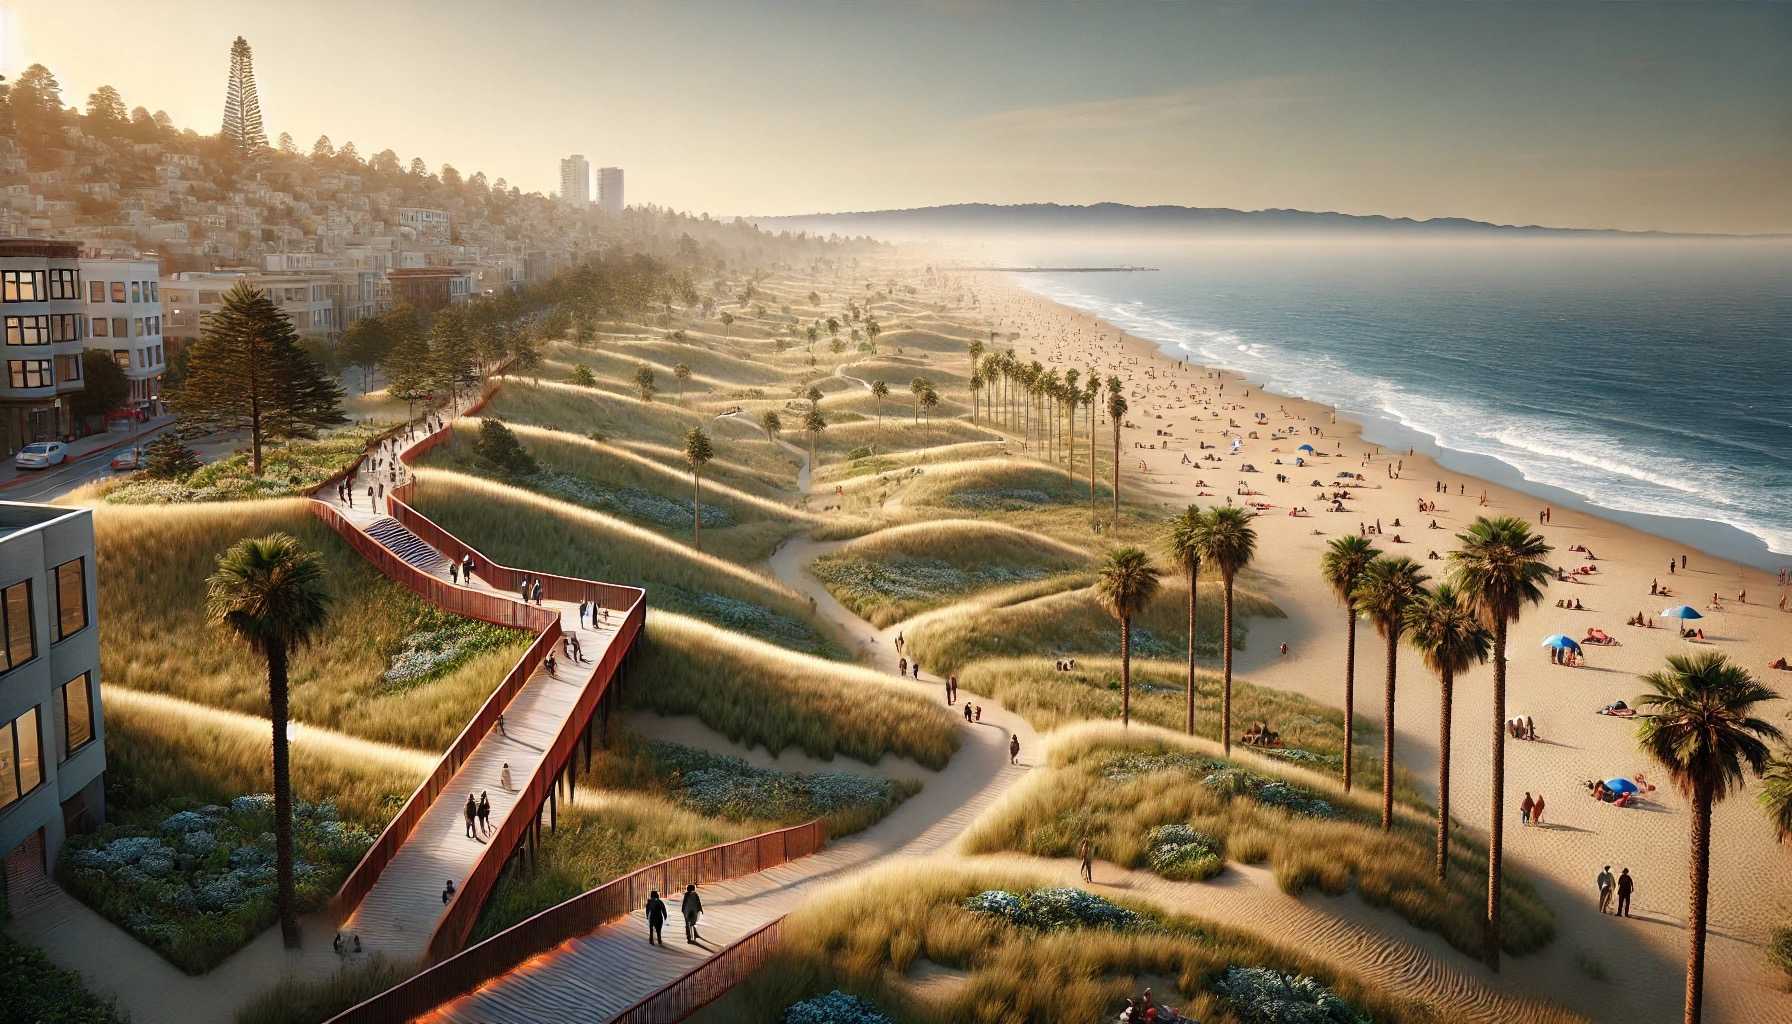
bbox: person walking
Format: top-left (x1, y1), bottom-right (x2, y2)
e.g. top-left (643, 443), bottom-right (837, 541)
top-left (963, 703), bottom-right (973, 723)
top-left (1079, 838), bottom-right (1094, 882)
top-left (681, 883), bottom-right (703, 943)
top-left (645, 889), bottom-right (667, 945)
top-left (462, 554), bottom-right (473, 581)
top-left (532, 579), bottom-right (543, 605)
top-left (1597, 865), bottom-right (1615, 914)
top-left (899, 656), bottom-right (907, 677)
top-left (948, 675), bottom-right (958, 703)
top-left (500, 762), bottom-right (513, 790)
top-left (497, 713), bottom-right (507, 738)
top-left (1520, 791), bottom-right (1535, 826)
top-left (449, 562), bottom-right (459, 585)
top-left (1009, 733), bottom-right (1021, 765)
top-left (1531, 792), bottom-right (1546, 826)
top-left (442, 879), bottom-right (456, 905)
top-left (464, 794), bottom-right (477, 839)
top-left (477, 791), bottom-right (491, 836)
top-left (1616, 868), bottom-right (1634, 917)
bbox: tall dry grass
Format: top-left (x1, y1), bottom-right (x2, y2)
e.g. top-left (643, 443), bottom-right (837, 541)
top-left (705, 861), bottom-right (1429, 1024)
top-left (631, 612), bottom-right (959, 769)
top-left (960, 724), bottom-right (1554, 958)
top-left (90, 500), bottom-right (533, 751)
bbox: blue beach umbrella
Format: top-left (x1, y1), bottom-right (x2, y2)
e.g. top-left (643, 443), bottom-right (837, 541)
top-left (1297, 443), bottom-right (1316, 453)
top-left (1603, 778), bottom-right (1639, 796)
top-left (1660, 605), bottom-right (1703, 621)
top-left (1541, 634), bottom-right (1582, 653)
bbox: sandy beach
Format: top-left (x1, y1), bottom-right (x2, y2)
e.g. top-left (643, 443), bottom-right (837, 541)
top-left (974, 273), bottom-right (1792, 1023)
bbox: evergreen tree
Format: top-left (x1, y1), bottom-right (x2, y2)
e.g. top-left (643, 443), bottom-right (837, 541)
top-left (71, 350), bottom-right (129, 422)
top-left (143, 435), bottom-right (203, 480)
top-left (473, 419), bottom-right (537, 477)
top-left (220, 37), bottom-right (267, 151)
top-left (311, 135), bottom-right (333, 160)
top-left (84, 85), bottom-right (128, 133)
top-left (277, 131), bottom-right (296, 154)
top-left (338, 316), bottom-right (394, 393)
top-left (170, 282), bottom-right (344, 475)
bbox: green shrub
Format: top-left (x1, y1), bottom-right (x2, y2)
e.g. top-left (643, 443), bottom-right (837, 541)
top-left (474, 418), bottom-right (538, 476)
top-left (0, 936), bottom-right (126, 1023)
top-left (1769, 925), bottom-right (1792, 982)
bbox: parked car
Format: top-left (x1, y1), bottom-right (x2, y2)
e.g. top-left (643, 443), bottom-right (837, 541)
top-left (14, 442), bottom-right (68, 469)
top-left (110, 446), bottom-right (144, 471)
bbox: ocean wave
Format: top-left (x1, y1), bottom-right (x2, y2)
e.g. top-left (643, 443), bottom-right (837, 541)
top-left (1016, 276), bottom-right (1792, 558)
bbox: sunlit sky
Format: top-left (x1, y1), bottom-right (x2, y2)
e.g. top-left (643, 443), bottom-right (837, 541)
top-left (6, 1), bottom-right (1790, 234)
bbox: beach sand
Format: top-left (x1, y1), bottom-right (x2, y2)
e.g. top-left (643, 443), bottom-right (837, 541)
top-left (972, 272), bottom-right (1792, 1024)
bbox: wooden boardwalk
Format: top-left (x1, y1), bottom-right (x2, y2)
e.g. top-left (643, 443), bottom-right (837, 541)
top-left (318, 432), bottom-right (627, 963)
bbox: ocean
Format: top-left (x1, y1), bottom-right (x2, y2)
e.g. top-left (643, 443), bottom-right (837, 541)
top-left (1008, 240), bottom-right (1792, 568)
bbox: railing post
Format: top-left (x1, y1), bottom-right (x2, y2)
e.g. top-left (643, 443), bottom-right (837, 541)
top-left (548, 782), bottom-right (557, 833)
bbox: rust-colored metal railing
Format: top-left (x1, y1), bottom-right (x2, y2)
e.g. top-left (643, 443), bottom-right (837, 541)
top-left (610, 917), bottom-right (787, 1024)
top-left (325, 820), bottom-right (825, 1024)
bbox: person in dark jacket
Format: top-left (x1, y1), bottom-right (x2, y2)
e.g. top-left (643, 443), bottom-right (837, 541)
top-left (645, 889), bottom-right (667, 945)
top-left (1616, 868), bottom-right (1634, 917)
top-left (682, 883), bottom-right (703, 943)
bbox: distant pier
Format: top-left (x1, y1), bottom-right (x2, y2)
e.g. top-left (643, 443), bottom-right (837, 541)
top-left (946, 265), bottom-right (1159, 273)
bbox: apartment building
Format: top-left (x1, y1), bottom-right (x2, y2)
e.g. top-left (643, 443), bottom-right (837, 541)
top-left (396, 207), bottom-right (450, 242)
top-left (0, 502), bottom-right (104, 884)
top-left (386, 267), bottom-right (474, 312)
top-left (0, 239), bottom-right (87, 451)
top-left (598, 167), bottom-right (624, 216)
top-left (161, 270), bottom-right (338, 345)
top-left (560, 155), bottom-right (591, 206)
top-left (80, 257), bottom-right (166, 410)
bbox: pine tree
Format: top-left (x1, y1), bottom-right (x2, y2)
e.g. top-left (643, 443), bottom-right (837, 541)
top-left (220, 37), bottom-right (267, 152)
top-left (169, 282), bottom-right (344, 475)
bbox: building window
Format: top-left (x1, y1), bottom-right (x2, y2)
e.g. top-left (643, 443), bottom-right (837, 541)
top-left (50, 314), bottom-right (81, 342)
top-left (150, 281), bottom-right (159, 302)
top-left (0, 707), bottom-right (43, 811)
top-left (60, 354), bottom-right (80, 382)
top-left (1, 270), bottom-right (44, 303)
top-left (112, 351), bottom-right (128, 370)
top-left (1, 580), bottom-right (33, 673)
top-left (89, 280), bottom-right (106, 303)
top-left (7, 360), bottom-right (53, 389)
top-left (131, 282), bottom-right (142, 304)
top-left (4, 315), bottom-right (49, 345)
top-left (92, 317), bottom-right (109, 338)
top-left (48, 269), bottom-right (80, 300)
top-left (111, 317), bottom-right (127, 337)
top-left (61, 674), bottom-right (93, 759)
top-left (110, 281), bottom-right (126, 303)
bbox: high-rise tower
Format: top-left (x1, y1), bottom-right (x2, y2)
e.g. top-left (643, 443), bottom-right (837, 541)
top-left (560, 155), bottom-right (591, 205)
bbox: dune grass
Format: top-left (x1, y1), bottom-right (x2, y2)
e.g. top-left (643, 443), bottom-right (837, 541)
top-left (428, 420), bottom-right (809, 562)
top-left (98, 422), bottom-right (397, 505)
top-left (954, 656), bottom-right (1421, 808)
top-left (407, 469), bottom-right (837, 655)
top-left (961, 726), bottom-right (1554, 959)
top-left (100, 692), bottom-right (424, 827)
top-left (0, 936), bottom-right (127, 1024)
top-left (814, 419), bottom-right (1001, 464)
top-left (551, 337), bottom-right (793, 387)
top-left (234, 955), bottom-right (411, 1024)
top-left (904, 576), bottom-right (1280, 675)
top-left (89, 500), bottom-right (534, 751)
top-left (629, 612), bottom-right (959, 769)
top-left (810, 520), bottom-right (1090, 627)
top-left (702, 862), bottom-right (1425, 1024)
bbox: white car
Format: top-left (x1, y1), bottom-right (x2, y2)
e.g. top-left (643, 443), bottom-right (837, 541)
top-left (14, 442), bottom-right (68, 469)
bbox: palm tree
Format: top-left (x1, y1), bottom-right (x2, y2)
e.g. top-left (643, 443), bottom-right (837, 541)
top-left (759, 409), bottom-right (781, 446)
top-left (683, 427), bottom-right (713, 551)
top-left (1094, 547), bottom-right (1161, 727)
top-left (1353, 556), bottom-right (1428, 830)
top-left (1106, 383), bottom-right (1127, 517)
top-left (1760, 754), bottom-right (1792, 843)
top-left (871, 379), bottom-right (889, 429)
top-left (803, 407), bottom-right (826, 465)
top-left (1635, 653), bottom-right (1784, 1024)
top-left (673, 362), bottom-right (692, 401)
top-left (206, 534), bottom-right (331, 949)
top-left (1405, 583), bottom-right (1490, 877)
top-left (1449, 515), bottom-right (1552, 969)
top-left (1165, 505), bottom-right (1209, 735)
top-left (910, 377), bottom-right (929, 423)
top-left (1084, 376), bottom-right (1099, 510)
top-left (1321, 536), bottom-right (1380, 791)
top-left (1197, 506), bottom-right (1256, 753)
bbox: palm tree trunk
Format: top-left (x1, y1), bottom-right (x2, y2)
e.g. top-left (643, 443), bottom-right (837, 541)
top-left (692, 469), bottom-right (702, 551)
top-left (1088, 408), bottom-right (1097, 510)
top-left (1487, 616), bottom-right (1508, 970)
top-left (1111, 428), bottom-right (1121, 517)
top-left (1344, 611), bottom-right (1357, 792)
top-left (1222, 575), bottom-right (1235, 755)
top-left (1121, 617), bottom-right (1133, 726)
top-left (1437, 668), bottom-right (1453, 878)
top-left (1382, 631), bottom-right (1398, 831)
top-left (267, 641), bottom-right (299, 948)
top-left (1186, 563), bottom-right (1198, 735)
top-left (1686, 786), bottom-right (1712, 1024)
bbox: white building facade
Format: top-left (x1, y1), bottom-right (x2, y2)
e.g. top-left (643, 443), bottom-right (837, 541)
top-left (80, 257), bottom-right (165, 410)
top-left (162, 271), bottom-right (338, 345)
top-left (598, 167), bottom-right (624, 215)
top-left (560, 155), bottom-right (591, 206)
top-left (0, 239), bottom-right (87, 451)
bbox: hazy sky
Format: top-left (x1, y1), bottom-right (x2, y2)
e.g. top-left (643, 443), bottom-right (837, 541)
top-left (6, 1), bottom-right (1789, 233)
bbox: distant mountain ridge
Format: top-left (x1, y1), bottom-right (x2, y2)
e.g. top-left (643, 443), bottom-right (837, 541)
top-left (752, 202), bottom-right (1777, 239)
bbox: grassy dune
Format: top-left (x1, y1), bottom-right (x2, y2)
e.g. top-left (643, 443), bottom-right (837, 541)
top-left (961, 725), bottom-right (1554, 958)
top-left (407, 469), bottom-right (836, 653)
top-left (952, 656), bottom-right (1421, 805)
top-left (702, 861), bottom-right (1423, 1024)
top-left (810, 520), bottom-right (1090, 627)
top-left (904, 576), bottom-right (1281, 675)
top-left (630, 612), bottom-right (959, 769)
top-left (554, 338), bottom-right (794, 387)
top-left (90, 500), bottom-right (533, 750)
top-left (815, 419), bottom-right (1002, 463)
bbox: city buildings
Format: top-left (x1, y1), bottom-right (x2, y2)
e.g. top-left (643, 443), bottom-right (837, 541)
top-left (0, 239), bottom-right (87, 451)
top-left (0, 501), bottom-right (104, 885)
top-left (79, 257), bottom-right (166, 411)
top-left (395, 207), bottom-right (451, 242)
top-left (598, 167), bottom-right (625, 216)
top-left (161, 270), bottom-right (338, 345)
top-left (386, 267), bottom-right (474, 312)
top-left (560, 155), bottom-right (591, 206)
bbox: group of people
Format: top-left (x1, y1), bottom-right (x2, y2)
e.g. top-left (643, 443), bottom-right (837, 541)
top-left (1519, 791), bottom-right (1548, 826)
top-left (447, 553), bottom-right (479, 585)
top-left (1118, 988), bottom-right (1185, 1022)
top-left (1596, 865), bottom-right (1636, 917)
top-left (1240, 721), bottom-right (1281, 747)
top-left (463, 790), bottom-right (494, 839)
top-left (643, 884), bottom-right (705, 945)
